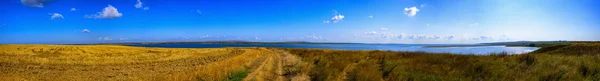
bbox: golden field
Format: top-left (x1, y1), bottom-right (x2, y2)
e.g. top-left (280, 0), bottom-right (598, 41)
top-left (0, 45), bottom-right (306, 81)
top-left (0, 42), bottom-right (599, 81)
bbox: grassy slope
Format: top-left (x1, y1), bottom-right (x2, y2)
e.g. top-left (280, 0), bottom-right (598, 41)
top-left (281, 42), bottom-right (600, 81)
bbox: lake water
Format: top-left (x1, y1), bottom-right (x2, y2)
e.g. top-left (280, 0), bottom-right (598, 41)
top-left (126, 44), bottom-right (539, 55)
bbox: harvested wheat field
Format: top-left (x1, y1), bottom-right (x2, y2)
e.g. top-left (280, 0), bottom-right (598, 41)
top-left (0, 45), bottom-right (307, 81)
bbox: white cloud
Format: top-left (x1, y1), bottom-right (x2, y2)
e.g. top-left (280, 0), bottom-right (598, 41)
top-left (430, 35), bottom-right (441, 40)
top-left (50, 13), bottom-right (64, 20)
top-left (331, 14), bottom-right (345, 23)
top-left (143, 7), bottom-right (149, 10)
top-left (135, 0), bottom-right (143, 8)
top-left (381, 33), bottom-right (398, 38)
top-left (397, 33), bottom-right (405, 39)
top-left (368, 15), bottom-right (373, 18)
top-left (420, 4), bottom-right (426, 8)
top-left (363, 30), bottom-right (401, 39)
top-left (82, 29), bottom-right (90, 33)
top-left (411, 35), bottom-right (429, 39)
top-left (255, 36), bottom-right (261, 40)
top-left (406, 35), bottom-right (442, 40)
top-left (304, 35), bottom-right (324, 40)
top-left (361, 31), bottom-right (462, 41)
top-left (199, 35), bottom-right (212, 39)
top-left (365, 31), bottom-right (377, 35)
top-left (444, 35), bottom-right (455, 40)
top-left (403, 6), bottom-right (420, 17)
top-left (406, 35), bottom-right (415, 39)
top-left (99, 37), bottom-right (113, 41)
top-left (283, 35), bottom-right (326, 41)
top-left (380, 28), bottom-right (388, 31)
top-left (196, 10), bottom-right (202, 14)
top-left (472, 36), bottom-right (493, 40)
top-left (119, 38), bottom-right (129, 40)
top-left (20, 0), bottom-right (46, 7)
top-left (85, 5), bottom-right (123, 19)
top-left (70, 8), bottom-right (77, 11)
top-left (322, 10), bottom-right (345, 23)
top-left (323, 21), bottom-right (330, 24)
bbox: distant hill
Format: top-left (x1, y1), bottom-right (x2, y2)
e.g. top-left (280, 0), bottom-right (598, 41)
top-left (530, 42), bottom-right (600, 55)
top-left (481, 41), bottom-right (572, 47)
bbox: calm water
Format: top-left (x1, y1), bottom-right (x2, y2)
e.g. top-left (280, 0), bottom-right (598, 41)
top-left (126, 44), bottom-right (539, 55)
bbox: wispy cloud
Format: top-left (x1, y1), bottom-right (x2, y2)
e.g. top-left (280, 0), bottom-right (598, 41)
top-left (368, 15), bottom-right (374, 18)
top-left (431, 35), bottom-right (441, 40)
top-left (254, 36), bottom-right (261, 40)
top-left (281, 35), bottom-right (327, 41)
top-left (323, 10), bottom-right (344, 23)
top-left (49, 13), bottom-right (64, 20)
top-left (444, 35), bottom-right (455, 40)
top-left (365, 31), bottom-right (377, 35)
top-left (70, 8), bottom-right (77, 11)
top-left (403, 6), bottom-right (420, 17)
top-left (380, 28), bottom-right (388, 31)
top-left (407, 35), bottom-right (424, 39)
top-left (196, 10), bottom-right (202, 14)
top-left (397, 33), bottom-right (405, 39)
top-left (99, 37), bottom-right (113, 41)
top-left (303, 35), bottom-right (324, 40)
top-left (135, 0), bottom-right (143, 8)
top-left (331, 15), bottom-right (345, 23)
top-left (20, 0), bottom-right (46, 7)
top-left (85, 5), bottom-right (123, 19)
top-left (81, 29), bottom-right (90, 33)
top-left (469, 36), bottom-right (495, 41)
top-left (381, 33), bottom-right (398, 38)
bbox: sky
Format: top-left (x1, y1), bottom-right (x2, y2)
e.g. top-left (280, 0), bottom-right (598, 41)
top-left (0, 0), bottom-right (599, 44)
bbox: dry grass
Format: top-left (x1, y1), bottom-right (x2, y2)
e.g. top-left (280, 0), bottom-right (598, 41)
top-left (0, 45), bottom-right (272, 81)
top-left (1, 42), bottom-right (598, 81)
top-left (167, 48), bottom-right (271, 81)
top-left (282, 42), bottom-right (600, 81)
top-left (0, 44), bottom-right (228, 65)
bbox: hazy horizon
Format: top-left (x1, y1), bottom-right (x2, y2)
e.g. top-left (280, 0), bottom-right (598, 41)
top-left (1, 0), bottom-right (599, 44)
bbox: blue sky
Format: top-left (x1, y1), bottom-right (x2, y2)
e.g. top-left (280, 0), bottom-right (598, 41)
top-left (0, 0), bottom-right (599, 44)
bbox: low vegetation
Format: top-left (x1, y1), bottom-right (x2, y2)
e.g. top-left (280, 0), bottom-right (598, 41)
top-left (0, 42), bottom-right (599, 81)
top-left (280, 42), bottom-right (600, 81)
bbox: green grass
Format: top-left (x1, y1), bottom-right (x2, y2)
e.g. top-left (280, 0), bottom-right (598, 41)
top-left (225, 70), bottom-right (249, 81)
top-left (280, 42), bottom-right (600, 81)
